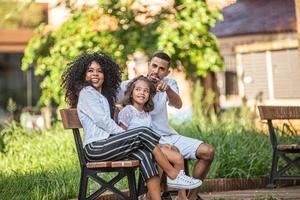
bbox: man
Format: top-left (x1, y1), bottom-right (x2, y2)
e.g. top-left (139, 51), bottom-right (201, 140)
top-left (118, 52), bottom-right (215, 200)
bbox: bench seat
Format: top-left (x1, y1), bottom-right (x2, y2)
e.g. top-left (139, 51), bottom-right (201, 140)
top-left (277, 144), bottom-right (300, 152)
top-left (86, 160), bottom-right (140, 169)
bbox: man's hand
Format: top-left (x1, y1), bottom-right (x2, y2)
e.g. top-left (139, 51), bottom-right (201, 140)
top-left (157, 80), bottom-right (170, 92)
top-left (153, 77), bottom-right (170, 92)
top-left (152, 77), bottom-right (182, 109)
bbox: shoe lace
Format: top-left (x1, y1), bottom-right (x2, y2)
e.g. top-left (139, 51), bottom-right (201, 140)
top-left (177, 170), bottom-right (197, 183)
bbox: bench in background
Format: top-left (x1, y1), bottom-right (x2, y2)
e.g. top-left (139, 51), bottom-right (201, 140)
top-left (258, 106), bottom-right (300, 188)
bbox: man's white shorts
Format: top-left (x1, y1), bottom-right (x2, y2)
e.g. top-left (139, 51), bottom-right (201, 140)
top-left (160, 134), bottom-right (203, 159)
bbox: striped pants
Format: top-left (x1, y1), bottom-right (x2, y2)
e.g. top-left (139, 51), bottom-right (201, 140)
top-left (84, 127), bottom-right (161, 181)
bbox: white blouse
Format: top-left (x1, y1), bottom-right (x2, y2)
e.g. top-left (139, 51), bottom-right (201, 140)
top-left (118, 105), bottom-right (151, 129)
top-left (77, 86), bottom-right (124, 145)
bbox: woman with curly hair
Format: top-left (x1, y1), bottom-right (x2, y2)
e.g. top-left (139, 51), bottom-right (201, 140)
top-left (61, 52), bottom-right (202, 200)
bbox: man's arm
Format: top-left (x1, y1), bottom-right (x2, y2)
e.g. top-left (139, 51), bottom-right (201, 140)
top-left (157, 79), bottom-right (182, 109)
top-left (166, 86), bottom-right (182, 109)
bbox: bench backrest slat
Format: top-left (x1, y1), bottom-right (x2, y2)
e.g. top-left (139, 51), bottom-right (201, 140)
top-left (258, 105), bottom-right (300, 149)
top-left (60, 108), bottom-right (82, 129)
top-left (60, 108), bottom-right (86, 167)
top-left (258, 106), bottom-right (300, 120)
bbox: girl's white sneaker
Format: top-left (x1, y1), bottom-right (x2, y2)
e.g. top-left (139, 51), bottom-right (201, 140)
top-left (167, 170), bottom-right (202, 189)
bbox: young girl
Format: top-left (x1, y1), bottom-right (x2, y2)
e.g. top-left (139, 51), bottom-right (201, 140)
top-left (118, 76), bottom-right (196, 200)
top-left (61, 52), bottom-right (201, 200)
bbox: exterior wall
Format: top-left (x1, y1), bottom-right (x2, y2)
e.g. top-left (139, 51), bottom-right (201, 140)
top-left (206, 0), bottom-right (237, 9)
top-left (218, 33), bottom-right (298, 64)
top-left (241, 51), bottom-right (269, 100)
top-left (216, 32), bottom-right (300, 107)
top-left (0, 29), bottom-right (34, 53)
top-left (271, 49), bottom-right (300, 98)
top-left (216, 34), bottom-right (295, 98)
top-left (296, 0), bottom-right (300, 56)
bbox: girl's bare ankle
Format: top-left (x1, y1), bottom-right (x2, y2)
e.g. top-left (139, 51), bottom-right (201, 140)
top-left (167, 169), bottom-right (178, 179)
top-left (178, 191), bottom-right (187, 200)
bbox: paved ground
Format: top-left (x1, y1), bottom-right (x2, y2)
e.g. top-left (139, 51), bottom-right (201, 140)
top-left (197, 185), bottom-right (300, 200)
top-left (71, 185), bottom-right (300, 200)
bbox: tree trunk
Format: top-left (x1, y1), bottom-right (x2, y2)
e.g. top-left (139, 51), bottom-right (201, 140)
top-left (196, 71), bottom-right (221, 114)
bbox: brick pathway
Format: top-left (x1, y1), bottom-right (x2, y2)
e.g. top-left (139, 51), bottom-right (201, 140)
top-left (198, 185), bottom-right (300, 200)
top-left (70, 185), bottom-right (300, 200)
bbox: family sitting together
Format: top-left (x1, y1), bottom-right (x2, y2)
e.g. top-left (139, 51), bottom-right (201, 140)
top-left (61, 51), bottom-right (215, 200)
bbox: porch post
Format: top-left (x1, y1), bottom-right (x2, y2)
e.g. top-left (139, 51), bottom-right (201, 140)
top-left (295, 0), bottom-right (300, 56)
top-left (266, 51), bottom-right (274, 100)
top-left (236, 53), bottom-right (244, 98)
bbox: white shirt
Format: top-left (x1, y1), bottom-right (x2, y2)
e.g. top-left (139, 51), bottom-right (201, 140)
top-left (118, 105), bottom-right (151, 129)
top-left (117, 77), bottom-right (179, 136)
top-left (77, 86), bottom-right (124, 145)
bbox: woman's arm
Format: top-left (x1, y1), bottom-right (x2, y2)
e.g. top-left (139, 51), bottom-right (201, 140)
top-left (117, 105), bottom-right (132, 131)
top-left (78, 87), bottom-right (124, 134)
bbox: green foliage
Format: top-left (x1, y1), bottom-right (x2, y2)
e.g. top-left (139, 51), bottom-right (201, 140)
top-left (1, 111), bottom-right (299, 198)
top-left (6, 97), bottom-right (16, 114)
top-left (173, 111), bottom-right (271, 178)
top-left (0, 121), bottom-right (131, 199)
top-left (157, 0), bottom-right (224, 77)
top-left (0, 122), bottom-right (79, 199)
top-left (22, 0), bottom-right (223, 107)
top-left (0, 1), bottom-right (46, 29)
top-left (172, 106), bottom-right (299, 179)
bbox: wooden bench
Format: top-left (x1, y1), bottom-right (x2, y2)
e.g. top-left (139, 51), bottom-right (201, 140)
top-left (60, 108), bottom-right (140, 200)
top-left (258, 106), bottom-right (300, 188)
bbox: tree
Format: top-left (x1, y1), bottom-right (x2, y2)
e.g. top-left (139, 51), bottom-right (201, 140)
top-left (22, 0), bottom-right (223, 111)
top-left (0, 1), bottom-right (46, 29)
top-left (157, 0), bottom-right (223, 112)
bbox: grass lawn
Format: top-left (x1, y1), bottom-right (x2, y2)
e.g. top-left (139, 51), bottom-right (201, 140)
top-left (1, 107), bottom-right (299, 199)
top-left (0, 122), bottom-right (79, 199)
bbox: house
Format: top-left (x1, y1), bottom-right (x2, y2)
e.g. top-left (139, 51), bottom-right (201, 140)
top-left (0, 2), bottom-right (49, 117)
top-left (211, 0), bottom-right (300, 107)
top-left (0, 0), bottom-right (73, 116)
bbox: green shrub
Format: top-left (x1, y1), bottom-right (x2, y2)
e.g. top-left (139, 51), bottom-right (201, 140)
top-left (173, 106), bottom-right (300, 178)
top-left (1, 111), bottom-right (299, 199)
top-left (0, 122), bottom-right (78, 199)
top-left (0, 121), bottom-right (131, 199)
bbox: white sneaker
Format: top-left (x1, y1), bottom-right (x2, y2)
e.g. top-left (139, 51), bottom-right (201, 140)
top-left (167, 170), bottom-right (202, 189)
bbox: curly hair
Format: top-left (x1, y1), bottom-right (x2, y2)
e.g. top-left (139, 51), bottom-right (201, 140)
top-left (61, 52), bottom-right (121, 117)
top-left (120, 75), bottom-right (156, 112)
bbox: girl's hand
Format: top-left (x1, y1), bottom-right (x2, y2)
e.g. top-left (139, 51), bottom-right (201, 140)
top-left (119, 123), bottom-right (128, 131)
top-left (159, 144), bottom-right (172, 150)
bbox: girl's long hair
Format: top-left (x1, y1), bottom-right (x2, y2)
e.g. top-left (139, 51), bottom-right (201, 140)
top-left (120, 75), bottom-right (156, 112)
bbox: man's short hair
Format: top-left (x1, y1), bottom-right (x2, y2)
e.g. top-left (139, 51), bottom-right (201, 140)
top-left (153, 52), bottom-right (171, 63)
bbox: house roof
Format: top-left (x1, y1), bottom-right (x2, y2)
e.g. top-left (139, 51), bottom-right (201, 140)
top-left (0, 29), bottom-right (34, 53)
top-left (211, 0), bottom-right (297, 37)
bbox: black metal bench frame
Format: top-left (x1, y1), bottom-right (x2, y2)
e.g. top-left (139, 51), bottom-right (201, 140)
top-left (258, 106), bottom-right (300, 188)
top-left (60, 109), bottom-right (139, 200)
